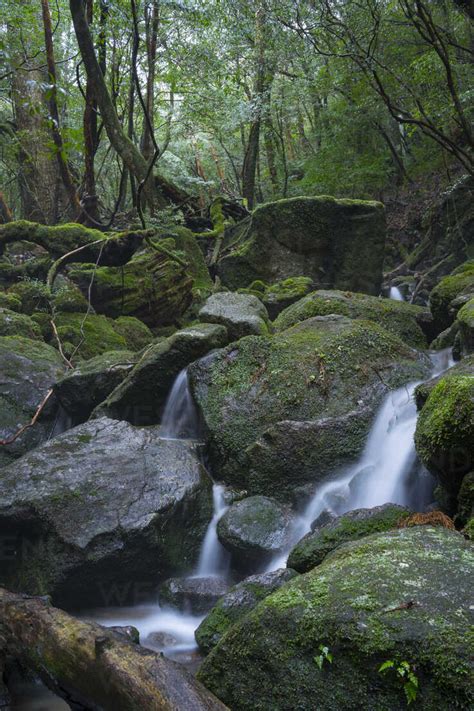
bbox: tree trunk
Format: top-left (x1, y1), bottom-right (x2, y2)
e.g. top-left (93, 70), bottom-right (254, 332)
top-left (141, 0), bottom-right (159, 162)
top-left (241, 3), bottom-right (269, 210)
top-left (41, 0), bottom-right (81, 218)
top-left (70, 0), bottom-right (188, 210)
top-left (9, 4), bottom-right (63, 223)
top-left (264, 120), bottom-right (279, 196)
top-left (0, 587), bottom-right (227, 711)
top-left (0, 193), bottom-right (12, 223)
top-left (82, 0), bottom-right (107, 224)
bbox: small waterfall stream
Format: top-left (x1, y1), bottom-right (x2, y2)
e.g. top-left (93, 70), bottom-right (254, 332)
top-left (83, 368), bottom-right (229, 663)
top-left (84, 349), bottom-right (454, 662)
top-left (195, 484), bottom-right (230, 577)
top-left (268, 348), bottom-right (454, 571)
top-left (389, 286), bottom-right (404, 301)
top-left (160, 369), bottom-right (199, 440)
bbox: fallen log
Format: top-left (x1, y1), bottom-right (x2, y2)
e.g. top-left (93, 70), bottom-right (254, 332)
top-left (0, 221), bottom-right (149, 265)
top-left (0, 588), bottom-right (227, 711)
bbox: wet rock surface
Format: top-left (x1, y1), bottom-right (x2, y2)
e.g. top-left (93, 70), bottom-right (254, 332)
top-left (0, 335), bottom-right (64, 467)
top-left (189, 315), bottom-right (430, 500)
top-left (159, 576), bottom-right (229, 614)
top-left (217, 496), bottom-right (294, 569)
top-left (0, 417), bottom-right (213, 607)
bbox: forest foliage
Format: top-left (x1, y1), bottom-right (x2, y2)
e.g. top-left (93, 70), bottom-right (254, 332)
top-left (0, 0), bottom-right (472, 225)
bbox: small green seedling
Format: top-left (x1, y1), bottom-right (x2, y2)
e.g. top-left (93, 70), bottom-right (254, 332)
top-left (314, 644), bottom-right (333, 670)
top-left (379, 659), bottom-right (419, 705)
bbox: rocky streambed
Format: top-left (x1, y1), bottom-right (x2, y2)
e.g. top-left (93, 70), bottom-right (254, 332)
top-left (0, 202), bottom-right (473, 709)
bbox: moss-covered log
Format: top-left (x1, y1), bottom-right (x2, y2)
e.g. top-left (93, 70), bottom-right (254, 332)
top-left (0, 587), bottom-right (227, 711)
top-left (0, 221), bottom-right (150, 265)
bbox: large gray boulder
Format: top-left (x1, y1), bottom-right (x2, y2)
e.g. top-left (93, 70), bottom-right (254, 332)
top-left (216, 196), bottom-right (386, 295)
top-left (189, 315), bottom-right (430, 501)
top-left (96, 323), bottom-right (229, 424)
top-left (198, 292), bottom-right (270, 340)
top-left (0, 417), bottom-right (212, 607)
top-left (0, 336), bottom-right (64, 467)
top-left (216, 496), bottom-right (294, 570)
top-left (198, 528), bottom-right (474, 710)
top-left (195, 568), bottom-right (298, 654)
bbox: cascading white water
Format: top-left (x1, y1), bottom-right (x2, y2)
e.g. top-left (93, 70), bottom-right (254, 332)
top-left (83, 368), bottom-right (230, 661)
top-left (160, 369), bottom-right (199, 440)
top-left (389, 286), bottom-right (404, 301)
top-left (268, 348), bottom-right (454, 570)
top-left (195, 484), bottom-right (230, 577)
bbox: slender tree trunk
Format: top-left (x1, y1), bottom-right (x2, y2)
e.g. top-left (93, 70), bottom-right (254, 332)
top-left (41, 0), bottom-right (81, 218)
top-left (82, 0), bottom-right (107, 223)
top-left (0, 193), bottom-right (12, 223)
top-left (70, 0), bottom-right (150, 184)
top-left (241, 2), bottom-right (268, 210)
top-left (141, 0), bottom-right (159, 161)
top-left (264, 120), bottom-right (278, 195)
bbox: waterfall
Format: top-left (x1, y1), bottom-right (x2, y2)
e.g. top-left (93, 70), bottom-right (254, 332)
top-left (268, 348), bottom-right (454, 570)
top-left (389, 286), bottom-right (404, 301)
top-left (160, 370), bottom-right (230, 576)
top-left (195, 484), bottom-right (230, 577)
top-left (160, 370), bottom-right (199, 440)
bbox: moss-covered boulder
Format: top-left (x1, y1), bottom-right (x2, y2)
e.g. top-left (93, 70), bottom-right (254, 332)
top-left (429, 261), bottom-right (474, 333)
top-left (287, 504), bottom-right (411, 573)
top-left (198, 292), bottom-right (270, 340)
top-left (54, 350), bottom-right (138, 421)
top-left (68, 248), bottom-right (194, 328)
top-left (0, 220), bottom-right (147, 265)
top-left (274, 289), bottom-right (428, 348)
top-left (51, 280), bottom-right (90, 313)
top-left (0, 336), bottom-right (64, 467)
top-left (111, 316), bottom-right (153, 351)
top-left (97, 323), bottom-right (229, 424)
top-left (189, 315), bottom-right (430, 500)
top-left (50, 312), bottom-right (128, 360)
top-left (240, 277), bottom-right (314, 319)
top-left (216, 196), bottom-right (386, 295)
top-left (195, 568), bottom-right (298, 654)
top-left (0, 308), bottom-right (43, 340)
top-left (7, 279), bottom-right (50, 314)
top-left (414, 355), bottom-right (473, 410)
top-left (456, 297), bottom-right (474, 355)
top-left (415, 372), bottom-right (474, 503)
top-left (197, 527), bottom-right (474, 710)
top-left (0, 239), bottom-right (51, 286)
top-left (216, 496), bottom-right (294, 570)
top-left (456, 472), bottom-right (474, 527)
top-left (160, 226), bottom-right (212, 293)
top-left (0, 417), bottom-right (212, 607)
top-left (0, 291), bottom-right (22, 312)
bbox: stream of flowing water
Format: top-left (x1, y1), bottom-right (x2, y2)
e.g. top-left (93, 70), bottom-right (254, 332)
top-left (389, 286), bottom-right (404, 301)
top-left (267, 348), bottom-right (454, 570)
top-left (82, 369), bottom-right (229, 663)
top-left (82, 349), bottom-right (453, 665)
